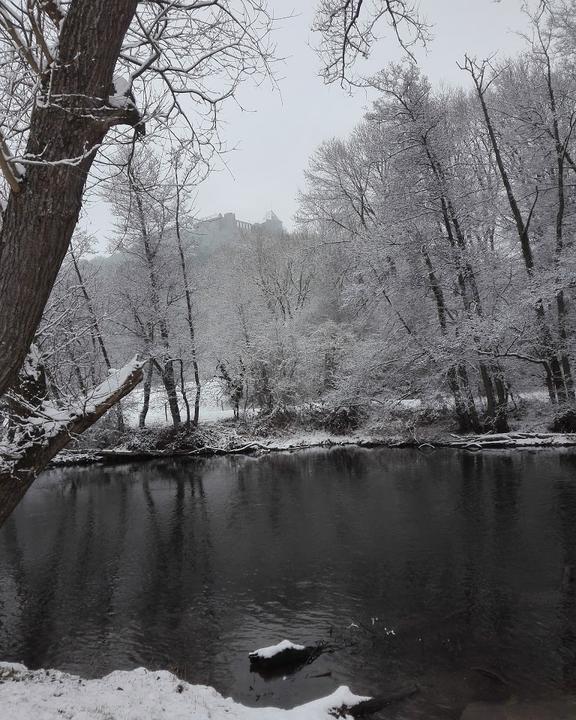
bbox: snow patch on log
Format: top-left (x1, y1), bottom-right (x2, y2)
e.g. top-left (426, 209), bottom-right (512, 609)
top-left (0, 357), bottom-right (144, 525)
top-left (444, 431), bottom-right (576, 450)
top-left (249, 639), bottom-right (306, 660)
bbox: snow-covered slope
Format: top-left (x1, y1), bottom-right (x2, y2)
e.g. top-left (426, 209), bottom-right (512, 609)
top-left (0, 663), bottom-right (370, 720)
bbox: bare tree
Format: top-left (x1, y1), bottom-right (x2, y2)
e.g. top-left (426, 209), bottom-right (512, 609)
top-left (0, 0), bottom-right (274, 398)
top-left (172, 153), bottom-right (202, 425)
top-left (313, 0), bottom-right (429, 84)
top-left (462, 54), bottom-right (569, 403)
top-left (0, 0), bottom-right (274, 523)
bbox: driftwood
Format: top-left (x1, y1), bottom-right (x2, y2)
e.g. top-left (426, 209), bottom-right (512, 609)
top-left (0, 359), bottom-right (143, 526)
top-left (442, 431), bottom-right (576, 450)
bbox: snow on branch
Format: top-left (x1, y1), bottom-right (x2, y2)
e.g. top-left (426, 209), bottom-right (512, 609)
top-left (0, 356), bottom-right (143, 525)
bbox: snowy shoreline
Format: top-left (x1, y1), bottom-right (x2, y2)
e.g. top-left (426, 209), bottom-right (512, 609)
top-left (0, 662), bottom-right (372, 720)
top-left (51, 430), bottom-right (576, 468)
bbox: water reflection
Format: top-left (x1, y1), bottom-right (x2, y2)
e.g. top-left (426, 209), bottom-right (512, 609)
top-left (0, 448), bottom-right (575, 714)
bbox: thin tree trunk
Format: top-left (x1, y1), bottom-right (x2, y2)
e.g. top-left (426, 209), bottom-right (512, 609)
top-left (173, 160), bottom-right (201, 424)
top-left (422, 247), bottom-right (481, 432)
top-left (424, 133), bottom-right (509, 430)
top-left (543, 43), bottom-right (575, 401)
top-left (70, 247), bottom-right (125, 431)
top-left (139, 360), bottom-right (154, 428)
top-left (458, 365), bottom-right (482, 433)
top-left (558, 291), bottom-right (575, 399)
top-left (159, 354), bottom-right (181, 427)
top-left (177, 358), bottom-right (191, 426)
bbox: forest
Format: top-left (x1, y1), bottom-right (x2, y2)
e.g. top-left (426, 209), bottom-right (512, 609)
top-left (14, 2), bottom-right (576, 446)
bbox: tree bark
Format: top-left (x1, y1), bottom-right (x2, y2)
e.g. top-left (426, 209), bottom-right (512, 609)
top-left (0, 0), bottom-right (140, 397)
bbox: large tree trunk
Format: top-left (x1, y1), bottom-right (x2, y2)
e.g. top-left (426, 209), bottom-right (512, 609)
top-left (0, 0), bottom-right (140, 398)
top-left (0, 358), bottom-right (143, 527)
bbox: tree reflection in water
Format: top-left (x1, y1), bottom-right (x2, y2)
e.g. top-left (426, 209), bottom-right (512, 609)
top-left (1, 448), bottom-right (576, 715)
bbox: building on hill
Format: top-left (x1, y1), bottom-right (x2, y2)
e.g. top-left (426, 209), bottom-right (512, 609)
top-left (191, 211), bottom-right (283, 258)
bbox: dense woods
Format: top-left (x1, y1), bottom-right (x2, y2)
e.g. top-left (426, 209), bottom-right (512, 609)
top-left (14, 3), bottom-right (576, 438)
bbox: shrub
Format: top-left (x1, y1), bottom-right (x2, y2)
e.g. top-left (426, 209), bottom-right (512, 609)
top-left (550, 406), bottom-right (576, 433)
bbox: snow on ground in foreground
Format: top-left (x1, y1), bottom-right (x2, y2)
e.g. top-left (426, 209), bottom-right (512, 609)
top-left (0, 663), bottom-right (370, 720)
top-left (250, 639), bottom-right (305, 660)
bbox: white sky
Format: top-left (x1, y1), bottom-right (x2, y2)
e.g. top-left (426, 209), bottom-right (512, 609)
top-left (84, 0), bottom-right (534, 245)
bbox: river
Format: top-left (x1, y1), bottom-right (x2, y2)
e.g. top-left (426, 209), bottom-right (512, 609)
top-left (1, 447), bottom-right (576, 717)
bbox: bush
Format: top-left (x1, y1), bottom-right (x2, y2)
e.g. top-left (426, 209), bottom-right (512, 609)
top-left (251, 402), bottom-right (368, 436)
top-left (549, 406), bottom-right (576, 433)
top-left (323, 405), bottom-right (367, 434)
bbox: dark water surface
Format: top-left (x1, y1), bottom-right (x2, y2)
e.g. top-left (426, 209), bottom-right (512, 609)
top-left (2, 448), bottom-right (576, 717)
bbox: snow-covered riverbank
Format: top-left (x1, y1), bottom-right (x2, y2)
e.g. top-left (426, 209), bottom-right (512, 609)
top-left (0, 663), bottom-right (370, 720)
top-left (52, 427), bottom-right (576, 468)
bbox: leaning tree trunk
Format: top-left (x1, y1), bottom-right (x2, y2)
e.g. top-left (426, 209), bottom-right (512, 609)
top-left (0, 0), bottom-right (140, 398)
top-left (0, 359), bottom-right (142, 527)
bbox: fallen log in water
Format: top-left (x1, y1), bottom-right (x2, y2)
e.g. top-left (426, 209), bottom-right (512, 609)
top-left (248, 639), bottom-right (323, 677)
top-left (442, 432), bottom-right (576, 450)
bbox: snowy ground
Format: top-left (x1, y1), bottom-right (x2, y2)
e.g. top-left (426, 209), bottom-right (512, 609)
top-left (122, 378), bottom-right (234, 427)
top-left (0, 663), bottom-right (369, 720)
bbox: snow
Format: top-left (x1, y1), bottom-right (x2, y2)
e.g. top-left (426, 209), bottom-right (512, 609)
top-left (84, 356), bottom-right (142, 410)
top-left (109, 77), bottom-right (132, 109)
top-left (0, 357), bottom-right (143, 471)
top-left (112, 77), bottom-right (130, 95)
top-left (0, 663), bottom-right (370, 720)
top-left (249, 639), bottom-right (306, 660)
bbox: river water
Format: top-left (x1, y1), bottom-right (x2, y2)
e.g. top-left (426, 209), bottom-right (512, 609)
top-left (1, 447), bottom-right (576, 717)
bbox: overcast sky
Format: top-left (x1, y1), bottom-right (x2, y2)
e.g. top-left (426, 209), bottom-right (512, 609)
top-left (84, 0), bottom-right (534, 246)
